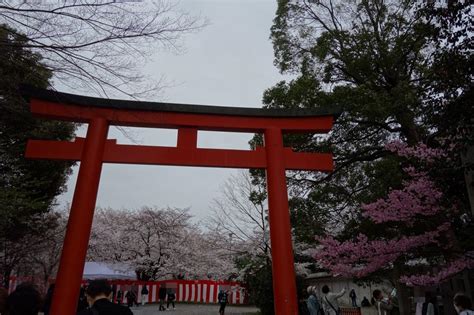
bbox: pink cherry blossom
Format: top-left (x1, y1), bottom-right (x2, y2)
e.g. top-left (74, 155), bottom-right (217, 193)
top-left (312, 142), bottom-right (469, 287)
top-left (385, 141), bottom-right (446, 163)
top-left (400, 258), bottom-right (474, 286)
top-left (314, 223), bottom-right (451, 278)
top-left (361, 175), bottom-right (443, 224)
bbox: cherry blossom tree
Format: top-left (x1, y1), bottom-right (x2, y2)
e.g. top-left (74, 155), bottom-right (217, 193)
top-left (314, 141), bottom-right (474, 313)
top-left (89, 206), bottom-right (236, 280)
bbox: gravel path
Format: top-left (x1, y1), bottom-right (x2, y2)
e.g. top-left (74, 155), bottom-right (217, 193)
top-left (130, 303), bottom-right (259, 315)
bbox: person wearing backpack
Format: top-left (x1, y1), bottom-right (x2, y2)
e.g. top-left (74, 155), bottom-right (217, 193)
top-left (321, 285), bottom-right (345, 315)
top-left (78, 279), bottom-right (133, 315)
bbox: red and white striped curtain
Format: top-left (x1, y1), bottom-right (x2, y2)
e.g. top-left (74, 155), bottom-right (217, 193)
top-left (6, 277), bottom-right (247, 305)
top-left (112, 279), bottom-right (247, 305)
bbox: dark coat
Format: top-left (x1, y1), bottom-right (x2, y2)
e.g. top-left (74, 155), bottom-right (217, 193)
top-left (77, 298), bottom-right (133, 315)
top-left (158, 287), bottom-right (167, 300)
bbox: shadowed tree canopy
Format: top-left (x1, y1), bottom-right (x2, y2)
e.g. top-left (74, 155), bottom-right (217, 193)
top-left (0, 26), bottom-right (75, 287)
top-left (251, 0), bottom-right (472, 235)
top-left (251, 1), bottom-right (472, 313)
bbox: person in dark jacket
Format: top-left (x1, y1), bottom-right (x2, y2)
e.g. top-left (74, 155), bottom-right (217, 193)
top-left (42, 283), bottom-right (55, 315)
top-left (140, 285), bottom-right (149, 306)
top-left (77, 279), bottom-right (133, 315)
top-left (350, 289), bottom-right (357, 307)
top-left (116, 289), bottom-right (123, 305)
top-left (7, 283), bottom-right (42, 315)
top-left (158, 285), bottom-right (167, 311)
top-left (125, 290), bottom-right (136, 308)
top-left (218, 289), bottom-right (229, 315)
top-left (167, 290), bottom-right (176, 310)
top-left (77, 287), bottom-right (89, 312)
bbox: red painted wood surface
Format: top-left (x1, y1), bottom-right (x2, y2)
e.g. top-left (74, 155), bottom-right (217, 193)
top-left (26, 138), bottom-right (334, 171)
top-left (30, 98), bottom-right (334, 133)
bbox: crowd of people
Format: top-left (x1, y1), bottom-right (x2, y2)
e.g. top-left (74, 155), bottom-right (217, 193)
top-left (299, 285), bottom-right (474, 315)
top-left (0, 280), bottom-right (473, 315)
top-left (0, 279), bottom-right (182, 315)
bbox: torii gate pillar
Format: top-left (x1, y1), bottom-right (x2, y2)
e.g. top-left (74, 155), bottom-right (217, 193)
top-left (22, 86), bottom-right (339, 315)
top-left (50, 118), bottom-right (109, 315)
top-left (265, 128), bottom-right (298, 314)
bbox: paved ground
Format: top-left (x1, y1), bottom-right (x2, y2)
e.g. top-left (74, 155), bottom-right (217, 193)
top-left (130, 303), bottom-right (259, 315)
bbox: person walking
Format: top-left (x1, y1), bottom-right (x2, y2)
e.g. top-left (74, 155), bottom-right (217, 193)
top-left (116, 289), bottom-right (123, 305)
top-left (453, 293), bottom-right (474, 315)
top-left (321, 285), bottom-right (345, 315)
top-left (167, 290), bottom-right (176, 310)
top-left (350, 289), bottom-right (357, 307)
top-left (372, 289), bottom-right (393, 315)
top-left (158, 284), bottom-right (167, 311)
top-left (140, 285), bottom-right (149, 306)
top-left (307, 286), bottom-right (321, 315)
top-left (77, 279), bottom-right (133, 315)
top-left (218, 289), bottom-right (229, 315)
top-left (125, 290), bottom-right (136, 308)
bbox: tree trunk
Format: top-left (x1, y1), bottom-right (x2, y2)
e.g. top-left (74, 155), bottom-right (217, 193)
top-left (395, 109), bottom-right (421, 145)
top-left (2, 268), bottom-right (11, 289)
top-left (395, 281), bottom-right (411, 315)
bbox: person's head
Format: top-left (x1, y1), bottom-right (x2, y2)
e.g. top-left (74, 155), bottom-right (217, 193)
top-left (322, 285), bottom-right (330, 294)
top-left (425, 292), bottom-right (435, 304)
top-left (453, 293), bottom-right (472, 313)
top-left (85, 279), bottom-right (112, 306)
top-left (7, 283), bottom-right (42, 315)
top-left (373, 289), bottom-right (383, 302)
top-left (307, 286), bottom-right (314, 295)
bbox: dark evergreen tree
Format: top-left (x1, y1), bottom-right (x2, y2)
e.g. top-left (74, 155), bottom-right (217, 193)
top-left (0, 25), bottom-right (75, 288)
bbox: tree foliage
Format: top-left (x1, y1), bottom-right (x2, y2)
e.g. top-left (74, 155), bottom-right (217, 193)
top-left (0, 26), bottom-right (75, 288)
top-left (264, 0), bottom-right (472, 251)
top-left (256, 1), bottom-right (472, 312)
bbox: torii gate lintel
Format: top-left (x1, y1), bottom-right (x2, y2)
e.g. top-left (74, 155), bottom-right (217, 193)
top-left (23, 86), bottom-right (339, 315)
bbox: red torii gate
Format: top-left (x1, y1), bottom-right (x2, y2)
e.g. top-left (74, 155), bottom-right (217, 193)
top-left (23, 86), bottom-right (338, 315)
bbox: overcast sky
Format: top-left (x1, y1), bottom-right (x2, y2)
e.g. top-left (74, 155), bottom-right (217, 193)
top-left (57, 0), bottom-right (287, 221)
